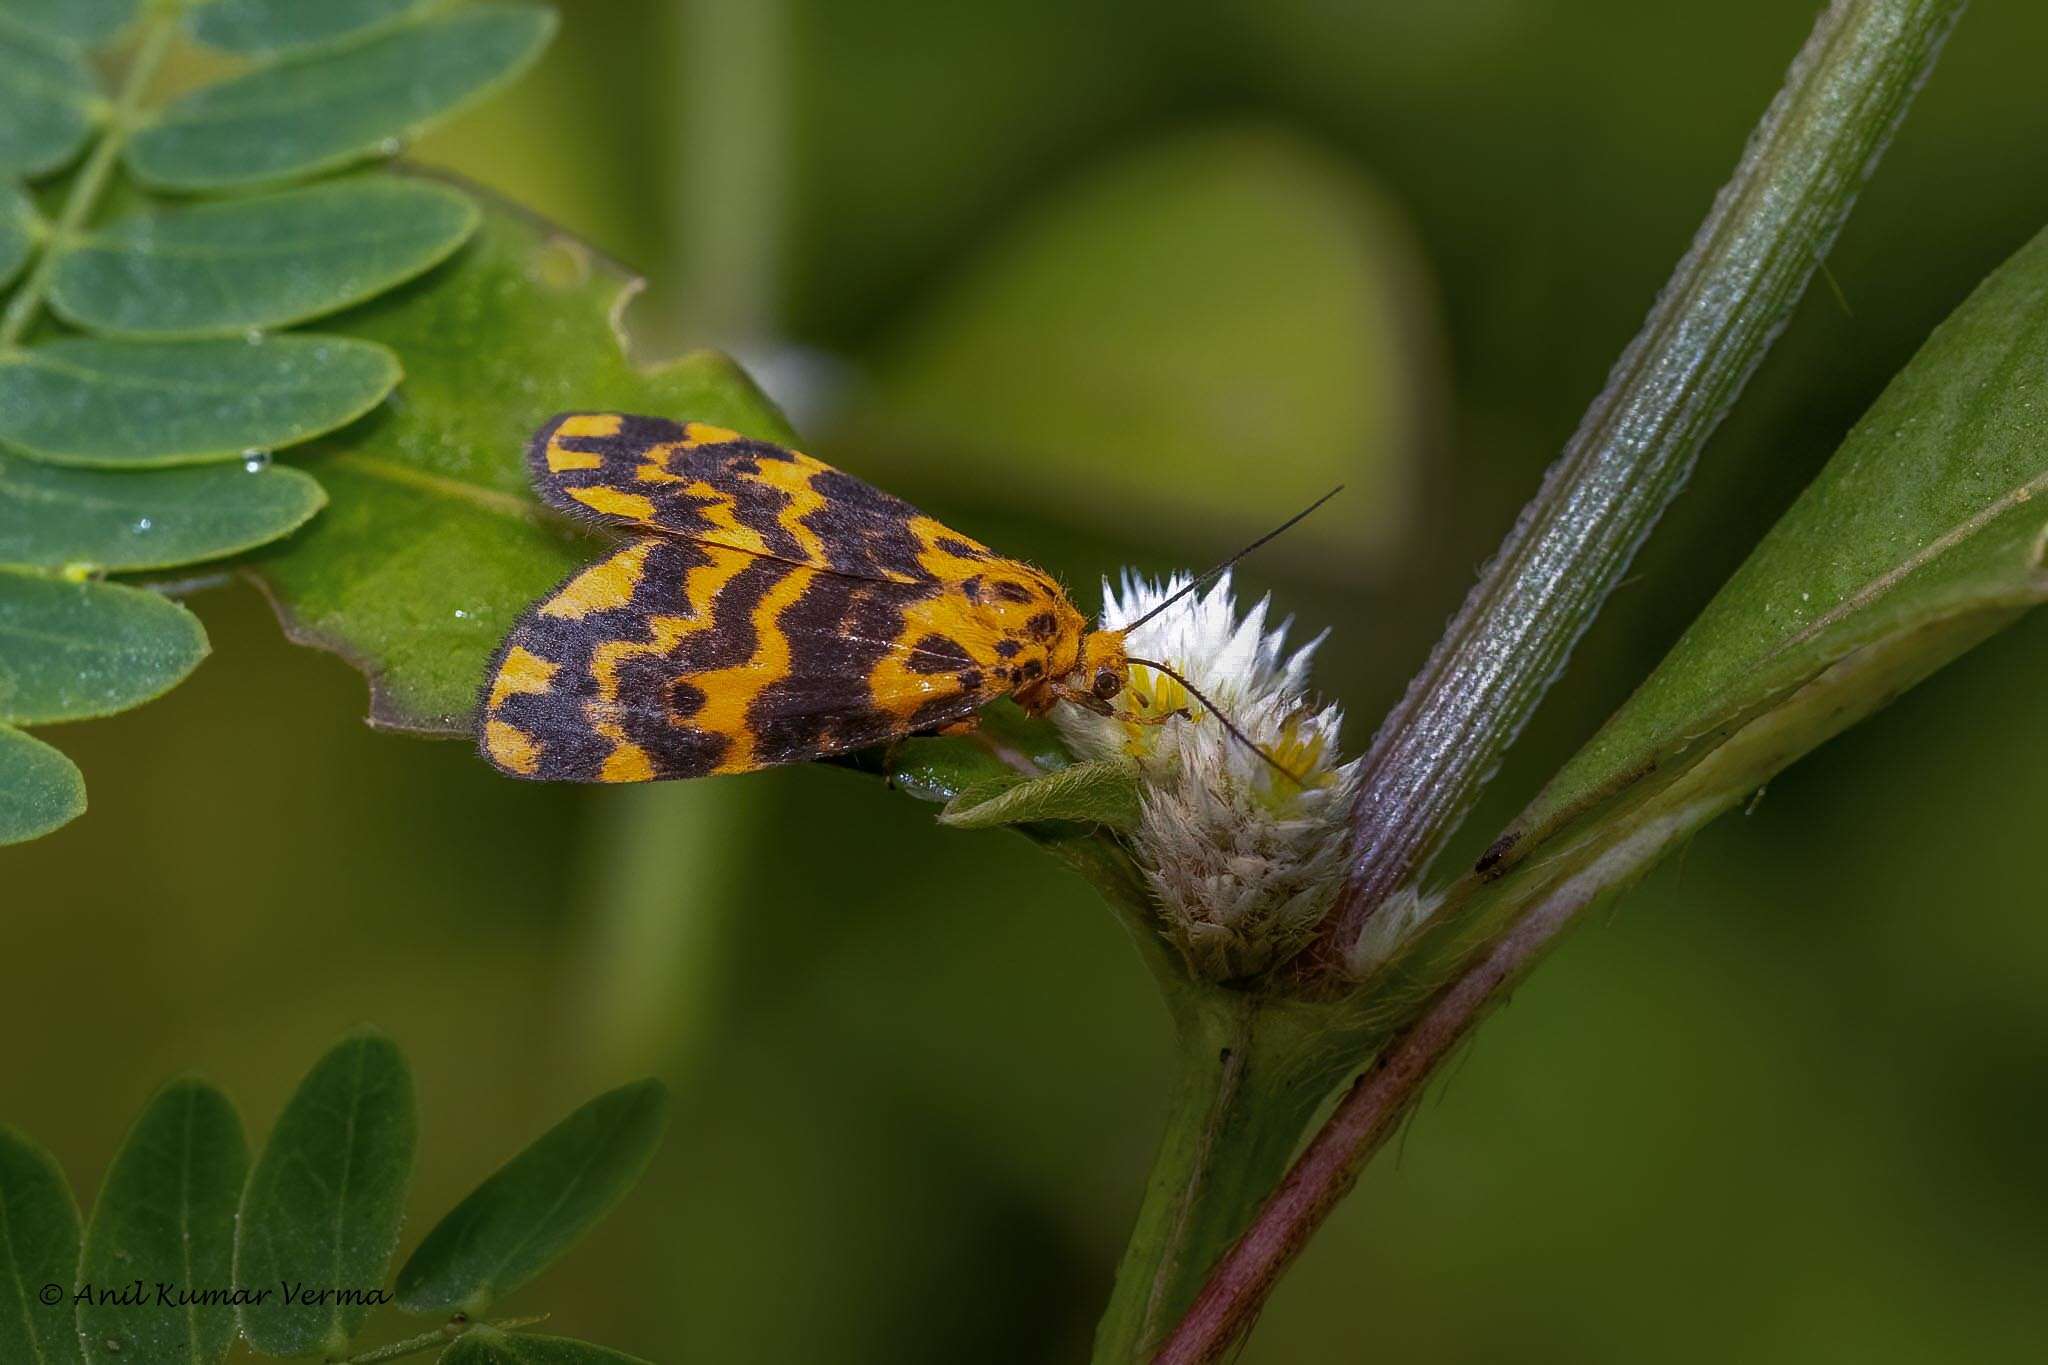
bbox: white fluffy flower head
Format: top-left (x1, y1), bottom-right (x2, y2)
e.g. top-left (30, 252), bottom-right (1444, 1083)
top-left (1054, 570), bottom-right (1359, 981)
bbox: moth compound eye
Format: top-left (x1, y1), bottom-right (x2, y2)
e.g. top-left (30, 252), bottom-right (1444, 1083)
top-left (1092, 669), bottom-right (1122, 700)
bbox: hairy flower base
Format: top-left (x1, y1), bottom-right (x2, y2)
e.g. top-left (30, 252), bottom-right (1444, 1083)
top-left (1057, 572), bottom-right (1359, 981)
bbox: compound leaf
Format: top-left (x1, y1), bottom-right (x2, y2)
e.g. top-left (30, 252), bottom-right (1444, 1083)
top-left (0, 181), bottom-right (36, 288)
top-left (395, 1081), bottom-right (668, 1316)
top-left (440, 1328), bottom-right (650, 1365)
top-left (49, 177), bottom-right (479, 337)
top-left (0, 0), bottom-right (135, 48)
top-left (0, 1125), bottom-right (83, 1365)
top-left (78, 1080), bottom-right (247, 1365)
top-left (128, 3), bottom-right (557, 190)
top-left (0, 725), bottom-right (83, 844)
top-left (235, 1028), bottom-right (416, 1359)
top-left (0, 455), bottom-right (325, 573)
top-left (0, 570), bottom-right (206, 723)
top-left (0, 20), bottom-right (97, 178)
top-left (0, 336), bottom-right (399, 467)
top-left (187, 0), bottom-right (428, 56)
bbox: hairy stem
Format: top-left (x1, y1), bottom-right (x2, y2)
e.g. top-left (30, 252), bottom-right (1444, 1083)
top-left (0, 5), bottom-right (179, 349)
top-left (1314, 0), bottom-right (1966, 964)
top-left (1092, 991), bottom-right (1357, 1364)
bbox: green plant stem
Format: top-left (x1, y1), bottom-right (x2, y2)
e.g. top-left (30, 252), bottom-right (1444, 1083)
top-left (0, 6), bottom-right (179, 350)
top-left (1091, 989), bottom-right (1359, 1364)
top-left (1152, 2), bottom-right (1968, 1360)
top-left (1310, 0), bottom-right (1966, 967)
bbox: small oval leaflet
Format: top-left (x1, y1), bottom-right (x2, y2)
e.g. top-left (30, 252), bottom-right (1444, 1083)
top-left (187, 0), bottom-right (427, 56)
top-left (126, 3), bottom-right (558, 190)
top-left (0, 20), bottom-right (98, 177)
top-left (77, 1079), bottom-right (248, 1365)
top-left (0, 570), bottom-right (208, 724)
top-left (395, 1080), bottom-right (668, 1315)
top-left (0, 181), bottom-right (36, 288)
top-left (0, 454), bottom-right (326, 572)
top-left (236, 1028), bottom-right (416, 1359)
top-left (0, 335), bottom-right (400, 466)
top-left (48, 176), bottom-right (480, 336)
top-left (0, 722), bottom-right (84, 846)
top-left (0, 1126), bottom-right (83, 1360)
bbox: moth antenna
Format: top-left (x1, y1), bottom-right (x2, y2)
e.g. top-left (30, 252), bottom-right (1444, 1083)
top-left (1126, 656), bottom-right (1305, 788)
top-left (1119, 486), bottom-right (1343, 637)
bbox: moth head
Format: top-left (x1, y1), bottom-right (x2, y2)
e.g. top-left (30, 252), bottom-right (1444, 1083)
top-left (1076, 629), bottom-right (1129, 701)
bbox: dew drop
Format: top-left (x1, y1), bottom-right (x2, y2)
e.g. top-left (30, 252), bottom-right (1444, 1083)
top-left (244, 328), bottom-right (264, 344)
top-left (452, 608), bottom-right (469, 619)
top-left (242, 449), bottom-right (271, 472)
top-left (377, 137), bottom-right (403, 156)
top-left (132, 516), bottom-right (152, 533)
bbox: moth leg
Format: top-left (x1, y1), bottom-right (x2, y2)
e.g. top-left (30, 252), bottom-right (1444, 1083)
top-left (1121, 706), bottom-right (1190, 727)
top-left (935, 714), bottom-right (982, 737)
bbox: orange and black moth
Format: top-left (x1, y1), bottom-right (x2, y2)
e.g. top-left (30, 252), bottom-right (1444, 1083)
top-left (478, 412), bottom-right (1140, 782)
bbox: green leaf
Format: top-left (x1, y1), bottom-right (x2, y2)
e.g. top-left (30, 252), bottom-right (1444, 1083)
top-left (0, 724), bottom-right (82, 843)
top-left (0, 570), bottom-right (206, 723)
top-left (395, 1080), bottom-right (668, 1316)
top-left (78, 1080), bottom-right (247, 1365)
top-left (0, 1125), bottom-right (83, 1365)
top-left (0, 20), bottom-right (97, 178)
top-left (440, 1326), bottom-right (651, 1365)
top-left (0, 336), bottom-right (399, 467)
top-left (939, 758), bottom-right (1140, 831)
top-left (127, 3), bottom-right (557, 191)
top-left (1482, 222), bottom-right (2048, 894)
top-left (0, 454), bottom-right (325, 573)
top-left (863, 126), bottom-right (1434, 574)
top-left (188, 0), bottom-right (427, 56)
top-left (235, 1028), bottom-right (416, 1360)
top-left (0, 0), bottom-right (135, 48)
top-left (245, 183), bottom-right (793, 733)
top-left (0, 182), bottom-right (37, 289)
top-left (48, 177), bottom-right (480, 337)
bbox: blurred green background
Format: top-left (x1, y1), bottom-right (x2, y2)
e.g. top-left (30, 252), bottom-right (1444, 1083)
top-left (7, 1), bottom-right (2048, 1359)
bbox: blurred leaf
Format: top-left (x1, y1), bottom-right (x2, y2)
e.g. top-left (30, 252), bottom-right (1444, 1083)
top-left (0, 1125), bottom-right (82, 1365)
top-left (78, 1080), bottom-right (247, 1365)
top-left (1487, 223), bottom-right (2048, 891)
top-left (0, 724), bottom-right (82, 843)
top-left (395, 1080), bottom-right (668, 1316)
top-left (48, 178), bottom-right (479, 337)
top-left (236, 1028), bottom-right (415, 1359)
top-left (0, 182), bottom-right (35, 288)
top-left (0, 0), bottom-right (134, 48)
top-left (440, 1327), bottom-right (650, 1365)
top-left (127, 3), bottom-right (557, 191)
top-left (188, 0), bottom-right (428, 56)
top-left (0, 571), bottom-right (206, 723)
top-left (0, 20), bottom-right (97, 178)
top-left (939, 758), bottom-right (1139, 831)
top-left (0, 336), bottom-right (399, 467)
top-left (0, 455), bottom-right (325, 573)
top-left (246, 182), bottom-right (793, 733)
top-left (862, 126), bottom-right (1435, 574)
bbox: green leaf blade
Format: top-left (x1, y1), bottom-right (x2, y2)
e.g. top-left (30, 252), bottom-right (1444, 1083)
top-left (0, 182), bottom-right (37, 288)
top-left (0, 725), bottom-right (83, 843)
top-left (0, 22), bottom-right (97, 178)
top-left (78, 1080), bottom-right (248, 1365)
top-left (245, 188), bottom-right (793, 733)
top-left (0, 1126), bottom-right (84, 1365)
top-left (235, 1028), bottom-right (416, 1359)
top-left (0, 571), bottom-right (206, 723)
top-left (127, 3), bottom-right (558, 191)
top-left (49, 178), bottom-right (480, 337)
top-left (440, 1326), bottom-right (650, 1365)
top-left (395, 1080), bottom-right (668, 1316)
top-left (1494, 223), bottom-right (2048, 885)
top-left (187, 0), bottom-right (428, 56)
top-left (0, 336), bottom-right (399, 467)
top-left (0, 456), bottom-right (325, 573)
top-left (0, 0), bottom-right (136, 48)
top-left (938, 758), bottom-right (1140, 831)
